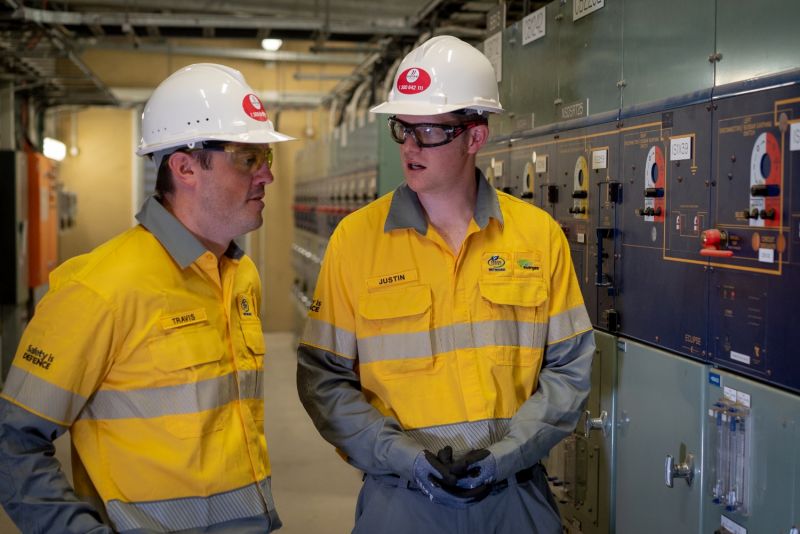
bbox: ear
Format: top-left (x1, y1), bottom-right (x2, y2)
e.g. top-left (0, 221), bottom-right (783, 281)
top-left (466, 124), bottom-right (489, 155)
top-left (167, 152), bottom-right (200, 189)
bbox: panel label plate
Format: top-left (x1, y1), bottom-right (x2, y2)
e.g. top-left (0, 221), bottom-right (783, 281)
top-left (573, 0), bottom-right (604, 21)
top-left (670, 136), bottom-right (692, 161)
top-left (522, 7), bottom-right (546, 45)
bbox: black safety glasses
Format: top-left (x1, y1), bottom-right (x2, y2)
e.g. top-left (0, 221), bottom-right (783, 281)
top-left (387, 116), bottom-right (481, 148)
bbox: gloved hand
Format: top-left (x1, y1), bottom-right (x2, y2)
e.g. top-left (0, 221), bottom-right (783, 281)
top-left (450, 448), bottom-right (497, 490)
top-left (412, 448), bottom-right (492, 508)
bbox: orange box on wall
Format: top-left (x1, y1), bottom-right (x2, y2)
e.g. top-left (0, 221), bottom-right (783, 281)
top-left (27, 151), bottom-right (59, 288)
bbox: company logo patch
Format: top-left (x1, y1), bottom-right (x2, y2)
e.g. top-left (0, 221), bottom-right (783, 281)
top-left (397, 68), bottom-right (431, 95)
top-left (487, 254), bottom-right (507, 272)
top-left (517, 259), bottom-right (540, 271)
top-left (242, 94), bottom-right (268, 122)
top-left (22, 344), bottom-right (54, 370)
top-left (238, 293), bottom-right (254, 318)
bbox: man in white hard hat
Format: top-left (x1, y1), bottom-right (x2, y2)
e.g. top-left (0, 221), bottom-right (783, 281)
top-left (0, 63), bottom-right (292, 533)
top-left (297, 36), bottom-right (595, 532)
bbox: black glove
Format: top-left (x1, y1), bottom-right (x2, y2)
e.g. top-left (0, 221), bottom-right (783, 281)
top-left (428, 446), bottom-right (494, 503)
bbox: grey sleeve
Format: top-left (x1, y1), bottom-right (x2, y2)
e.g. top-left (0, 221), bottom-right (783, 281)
top-left (0, 397), bottom-right (112, 533)
top-left (296, 344), bottom-right (422, 480)
top-left (486, 330), bottom-right (595, 480)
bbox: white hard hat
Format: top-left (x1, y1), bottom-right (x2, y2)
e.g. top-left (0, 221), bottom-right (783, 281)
top-left (370, 35), bottom-right (503, 116)
top-left (137, 63), bottom-right (293, 156)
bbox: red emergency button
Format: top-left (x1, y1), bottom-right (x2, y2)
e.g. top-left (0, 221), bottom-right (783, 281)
top-left (700, 229), bottom-right (734, 257)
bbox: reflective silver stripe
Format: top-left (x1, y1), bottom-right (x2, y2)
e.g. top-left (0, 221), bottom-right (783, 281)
top-left (547, 305), bottom-right (592, 344)
top-left (405, 419), bottom-right (511, 454)
top-left (81, 372), bottom-right (258, 421)
top-left (108, 477), bottom-right (276, 533)
top-left (237, 369), bottom-right (263, 400)
top-left (544, 329), bottom-right (595, 367)
top-left (301, 317), bottom-right (357, 359)
top-left (357, 330), bottom-right (431, 362)
top-left (1, 366), bottom-right (86, 424)
top-left (357, 320), bottom-right (546, 363)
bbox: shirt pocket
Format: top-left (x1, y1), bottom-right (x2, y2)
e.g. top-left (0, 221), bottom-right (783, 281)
top-left (240, 320), bottom-right (266, 356)
top-left (478, 279), bottom-right (548, 366)
top-left (357, 284), bottom-right (436, 377)
top-left (147, 325), bottom-right (229, 438)
top-left (239, 319), bottom-right (265, 401)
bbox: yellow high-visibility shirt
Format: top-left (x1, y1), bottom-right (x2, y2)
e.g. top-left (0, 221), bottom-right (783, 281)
top-left (298, 172), bottom-right (595, 481)
top-left (1, 196), bottom-right (280, 532)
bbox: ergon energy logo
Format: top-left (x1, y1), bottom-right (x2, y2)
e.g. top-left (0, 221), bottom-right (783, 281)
top-left (397, 68), bottom-right (431, 95)
top-left (573, 0), bottom-right (604, 21)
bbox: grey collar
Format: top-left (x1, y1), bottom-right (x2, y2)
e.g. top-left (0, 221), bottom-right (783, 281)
top-left (135, 196), bottom-right (244, 269)
top-left (384, 168), bottom-right (504, 234)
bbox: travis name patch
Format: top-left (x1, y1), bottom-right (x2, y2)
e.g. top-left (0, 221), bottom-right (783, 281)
top-left (160, 308), bottom-right (208, 330)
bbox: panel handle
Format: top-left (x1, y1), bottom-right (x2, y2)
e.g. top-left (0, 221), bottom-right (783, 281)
top-left (583, 410), bottom-right (608, 438)
top-left (665, 453), bottom-right (694, 488)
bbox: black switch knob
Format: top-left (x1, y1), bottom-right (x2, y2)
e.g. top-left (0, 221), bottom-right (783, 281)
top-left (750, 184), bottom-right (780, 196)
top-left (605, 309), bottom-right (619, 332)
top-left (572, 190), bottom-right (588, 199)
top-left (547, 185), bottom-right (559, 204)
top-left (607, 182), bottom-right (622, 204)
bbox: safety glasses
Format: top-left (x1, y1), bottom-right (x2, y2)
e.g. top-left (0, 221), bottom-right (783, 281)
top-left (198, 142), bottom-right (274, 173)
top-left (387, 116), bottom-right (481, 148)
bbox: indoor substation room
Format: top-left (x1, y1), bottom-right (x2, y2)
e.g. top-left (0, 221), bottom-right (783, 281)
top-left (0, 1), bottom-right (799, 533)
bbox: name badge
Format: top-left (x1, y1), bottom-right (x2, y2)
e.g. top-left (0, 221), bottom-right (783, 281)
top-left (367, 269), bottom-right (419, 290)
top-left (160, 308), bottom-right (208, 330)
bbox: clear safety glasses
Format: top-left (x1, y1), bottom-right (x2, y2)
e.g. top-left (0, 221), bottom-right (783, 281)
top-left (387, 116), bottom-right (481, 148)
top-left (199, 142), bottom-right (274, 173)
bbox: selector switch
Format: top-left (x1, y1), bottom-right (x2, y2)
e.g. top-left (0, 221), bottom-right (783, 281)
top-left (607, 182), bottom-right (622, 204)
top-left (759, 208), bottom-right (776, 220)
top-left (571, 190), bottom-right (588, 199)
top-left (547, 185), bottom-right (559, 204)
top-left (750, 183), bottom-right (780, 197)
top-left (636, 207), bottom-right (662, 217)
top-left (644, 187), bottom-right (665, 198)
top-left (736, 208), bottom-right (760, 220)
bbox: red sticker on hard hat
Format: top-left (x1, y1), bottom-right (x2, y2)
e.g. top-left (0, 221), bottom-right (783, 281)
top-left (396, 68), bottom-right (431, 95)
top-left (242, 94), bottom-right (268, 122)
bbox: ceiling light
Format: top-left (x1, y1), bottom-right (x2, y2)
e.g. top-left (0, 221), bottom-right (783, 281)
top-left (43, 137), bottom-right (67, 161)
top-left (261, 38), bottom-right (283, 52)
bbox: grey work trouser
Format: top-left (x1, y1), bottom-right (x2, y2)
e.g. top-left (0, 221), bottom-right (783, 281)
top-left (352, 464), bottom-right (561, 534)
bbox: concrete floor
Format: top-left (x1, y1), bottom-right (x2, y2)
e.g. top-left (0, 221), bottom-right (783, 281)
top-left (0, 332), bottom-right (362, 533)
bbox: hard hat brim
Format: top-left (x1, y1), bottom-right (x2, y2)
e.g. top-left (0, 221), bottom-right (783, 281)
top-left (137, 129), bottom-right (295, 156)
top-left (369, 101), bottom-right (503, 116)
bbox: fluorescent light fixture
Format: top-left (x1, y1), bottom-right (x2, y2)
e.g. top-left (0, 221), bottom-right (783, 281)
top-left (261, 38), bottom-right (283, 51)
top-left (43, 137), bottom-right (67, 161)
